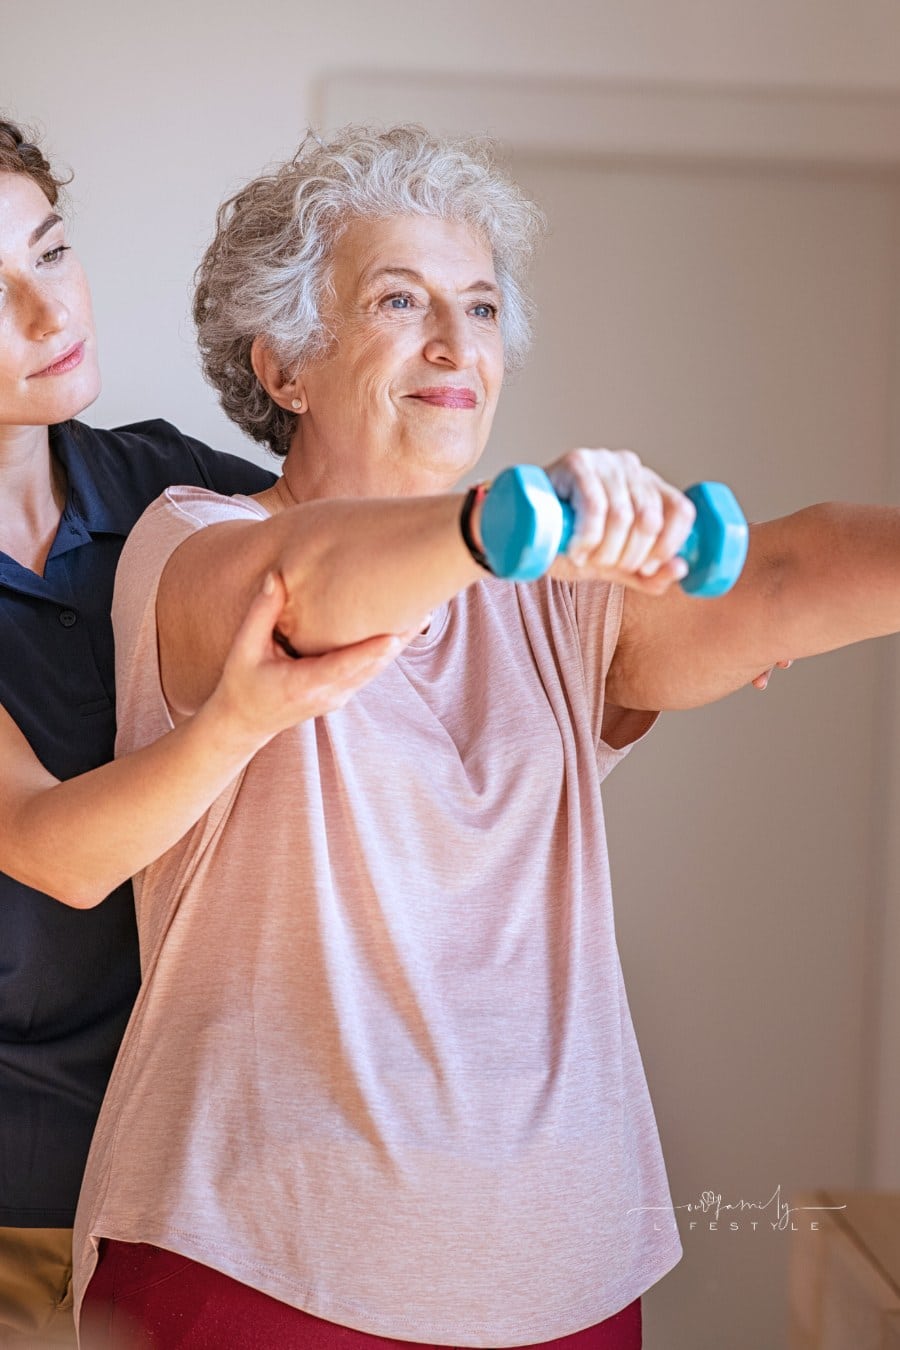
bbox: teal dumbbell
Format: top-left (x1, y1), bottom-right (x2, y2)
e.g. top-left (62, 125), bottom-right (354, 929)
top-left (479, 465), bottom-right (749, 595)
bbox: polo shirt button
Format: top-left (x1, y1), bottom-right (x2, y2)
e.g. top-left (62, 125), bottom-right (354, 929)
top-left (58, 609), bottom-right (77, 628)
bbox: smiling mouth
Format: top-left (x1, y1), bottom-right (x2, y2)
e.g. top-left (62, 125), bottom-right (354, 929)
top-left (29, 342), bottom-right (85, 379)
top-left (408, 388), bottom-right (477, 409)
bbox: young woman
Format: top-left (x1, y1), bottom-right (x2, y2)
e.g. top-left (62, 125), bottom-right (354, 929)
top-left (0, 119), bottom-right (405, 1346)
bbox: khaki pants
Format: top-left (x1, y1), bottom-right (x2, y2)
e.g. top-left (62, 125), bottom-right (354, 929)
top-left (0, 1229), bottom-right (75, 1348)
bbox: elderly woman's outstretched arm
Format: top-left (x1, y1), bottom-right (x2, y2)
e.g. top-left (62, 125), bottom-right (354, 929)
top-left (157, 447), bottom-right (900, 722)
top-left (155, 452), bottom-right (693, 717)
top-left (606, 501), bottom-right (900, 711)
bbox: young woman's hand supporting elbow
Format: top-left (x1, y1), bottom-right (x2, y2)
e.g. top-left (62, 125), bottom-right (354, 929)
top-left (157, 493), bottom-right (488, 716)
top-left (0, 577), bottom-right (407, 907)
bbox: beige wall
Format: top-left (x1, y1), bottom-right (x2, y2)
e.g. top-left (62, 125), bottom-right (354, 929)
top-left (7, 0), bottom-right (900, 462)
top-left (6, 3), bottom-right (900, 1347)
top-left (488, 145), bottom-right (896, 1350)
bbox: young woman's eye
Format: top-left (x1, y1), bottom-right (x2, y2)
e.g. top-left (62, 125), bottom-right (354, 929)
top-left (40, 244), bottom-right (71, 266)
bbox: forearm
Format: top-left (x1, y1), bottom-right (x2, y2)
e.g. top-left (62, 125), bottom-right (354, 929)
top-left (4, 703), bottom-right (264, 908)
top-left (275, 494), bottom-right (485, 651)
top-left (159, 493), bottom-right (485, 713)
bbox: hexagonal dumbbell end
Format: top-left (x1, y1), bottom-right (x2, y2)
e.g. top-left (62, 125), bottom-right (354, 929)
top-left (678, 482), bottom-right (749, 597)
top-left (480, 465), bottom-right (568, 581)
top-left (479, 465), bottom-right (748, 596)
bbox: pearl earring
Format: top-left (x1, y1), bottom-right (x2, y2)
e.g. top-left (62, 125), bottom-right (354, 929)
top-left (291, 397), bottom-right (305, 412)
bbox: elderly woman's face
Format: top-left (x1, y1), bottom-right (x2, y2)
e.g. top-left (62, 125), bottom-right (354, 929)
top-left (298, 214), bottom-right (504, 489)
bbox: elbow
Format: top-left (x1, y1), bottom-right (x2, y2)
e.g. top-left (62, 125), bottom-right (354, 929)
top-left (2, 816), bottom-right (124, 908)
top-left (56, 885), bottom-right (111, 910)
top-left (10, 861), bottom-right (118, 908)
top-left (36, 876), bottom-right (111, 909)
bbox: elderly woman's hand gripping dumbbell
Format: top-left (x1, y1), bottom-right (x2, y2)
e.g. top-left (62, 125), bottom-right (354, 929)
top-left (474, 462), bottom-right (749, 594)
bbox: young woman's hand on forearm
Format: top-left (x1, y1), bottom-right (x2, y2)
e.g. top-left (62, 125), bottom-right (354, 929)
top-left (0, 576), bottom-right (408, 907)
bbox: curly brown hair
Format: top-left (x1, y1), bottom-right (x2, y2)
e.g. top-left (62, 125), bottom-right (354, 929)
top-left (0, 117), bottom-right (70, 205)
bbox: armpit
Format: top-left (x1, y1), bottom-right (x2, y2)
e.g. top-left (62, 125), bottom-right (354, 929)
top-left (600, 702), bottom-right (659, 752)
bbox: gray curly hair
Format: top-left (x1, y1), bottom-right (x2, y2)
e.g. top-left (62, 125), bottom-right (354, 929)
top-left (193, 124), bottom-right (546, 458)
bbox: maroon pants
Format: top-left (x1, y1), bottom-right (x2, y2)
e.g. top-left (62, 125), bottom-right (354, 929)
top-left (81, 1242), bottom-right (642, 1350)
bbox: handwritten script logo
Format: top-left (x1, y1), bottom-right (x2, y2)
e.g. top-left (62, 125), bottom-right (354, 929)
top-left (628, 1184), bottom-right (846, 1232)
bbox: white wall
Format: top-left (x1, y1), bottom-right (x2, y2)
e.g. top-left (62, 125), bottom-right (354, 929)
top-left (6, 3), bottom-right (900, 1347)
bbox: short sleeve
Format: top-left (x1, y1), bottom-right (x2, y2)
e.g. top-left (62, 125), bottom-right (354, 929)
top-left (571, 579), bottom-right (658, 762)
top-left (112, 488), bottom-right (267, 759)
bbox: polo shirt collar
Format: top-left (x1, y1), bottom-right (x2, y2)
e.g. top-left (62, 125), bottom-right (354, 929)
top-left (50, 421), bottom-right (133, 541)
top-left (0, 423), bottom-right (131, 587)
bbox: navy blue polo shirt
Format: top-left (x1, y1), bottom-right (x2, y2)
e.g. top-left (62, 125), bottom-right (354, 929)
top-left (0, 418), bottom-right (273, 1227)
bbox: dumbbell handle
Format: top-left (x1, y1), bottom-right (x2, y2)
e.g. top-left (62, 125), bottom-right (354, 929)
top-left (479, 466), bottom-right (749, 596)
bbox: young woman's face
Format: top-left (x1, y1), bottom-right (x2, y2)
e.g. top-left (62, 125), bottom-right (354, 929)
top-left (0, 172), bottom-right (100, 429)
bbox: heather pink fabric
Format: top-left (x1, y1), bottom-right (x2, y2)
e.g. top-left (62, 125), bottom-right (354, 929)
top-left (73, 488), bottom-right (680, 1347)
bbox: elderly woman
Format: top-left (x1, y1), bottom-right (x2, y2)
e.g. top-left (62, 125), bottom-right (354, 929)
top-left (74, 126), bottom-right (900, 1349)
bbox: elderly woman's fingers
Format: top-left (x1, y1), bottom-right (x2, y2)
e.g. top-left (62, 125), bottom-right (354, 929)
top-left (615, 461), bottom-right (668, 574)
top-left (635, 474), bottom-right (696, 577)
top-left (547, 448), bottom-right (693, 581)
top-left (591, 453), bottom-right (643, 568)
top-left (546, 450), bottom-right (607, 563)
top-left (548, 449), bottom-right (631, 566)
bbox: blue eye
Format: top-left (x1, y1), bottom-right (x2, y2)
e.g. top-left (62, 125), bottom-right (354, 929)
top-left (471, 302), bottom-right (498, 319)
top-left (385, 293), bottom-right (413, 310)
